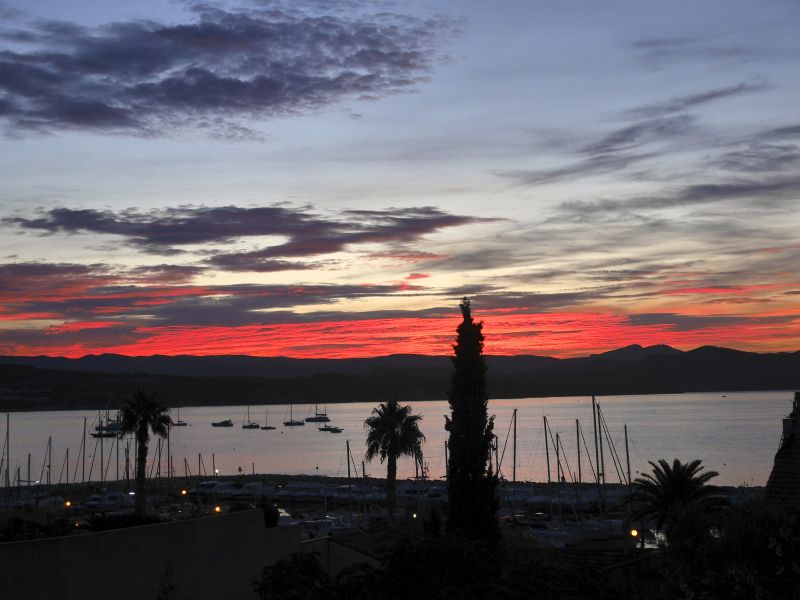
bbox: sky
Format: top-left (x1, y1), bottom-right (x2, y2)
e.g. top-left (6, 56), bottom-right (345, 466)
top-left (0, 0), bottom-right (798, 359)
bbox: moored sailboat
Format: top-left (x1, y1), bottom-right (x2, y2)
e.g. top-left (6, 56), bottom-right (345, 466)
top-left (261, 408), bottom-right (276, 430)
top-left (242, 406), bottom-right (260, 429)
top-left (305, 404), bottom-right (330, 422)
top-left (283, 404), bottom-right (305, 427)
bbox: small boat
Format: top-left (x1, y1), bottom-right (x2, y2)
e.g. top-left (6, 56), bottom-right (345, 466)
top-left (283, 404), bottom-right (305, 427)
top-left (305, 404), bottom-right (331, 423)
top-left (211, 419), bottom-right (234, 428)
top-left (242, 406), bottom-right (260, 429)
top-left (173, 407), bottom-right (188, 427)
top-left (95, 410), bottom-right (123, 433)
top-left (261, 408), bottom-right (276, 430)
top-left (318, 424), bottom-right (342, 433)
top-left (93, 410), bottom-right (122, 437)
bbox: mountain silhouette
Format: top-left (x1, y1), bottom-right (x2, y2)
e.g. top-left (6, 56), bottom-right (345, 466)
top-left (0, 345), bottom-right (798, 411)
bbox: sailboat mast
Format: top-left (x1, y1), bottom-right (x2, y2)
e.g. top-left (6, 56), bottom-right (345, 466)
top-left (555, 432), bottom-right (561, 482)
top-left (592, 396), bottom-right (601, 484)
top-left (597, 403), bottom-right (606, 484)
top-left (512, 408), bottom-right (517, 485)
top-left (98, 411), bottom-right (104, 484)
top-left (576, 419), bottom-right (581, 483)
top-left (47, 436), bottom-right (52, 486)
top-left (6, 413), bottom-right (10, 490)
top-left (543, 416), bottom-right (551, 483)
top-left (624, 423), bottom-right (631, 489)
top-left (82, 417), bottom-right (86, 484)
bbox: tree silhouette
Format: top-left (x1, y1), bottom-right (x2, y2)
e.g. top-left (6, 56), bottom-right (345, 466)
top-left (445, 298), bottom-right (497, 540)
top-left (629, 458), bottom-right (719, 533)
top-left (120, 389), bottom-right (171, 515)
top-left (364, 398), bottom-right (425, 515)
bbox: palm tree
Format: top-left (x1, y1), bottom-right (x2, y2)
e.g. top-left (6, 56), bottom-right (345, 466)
top-left (120, 389), bottom-right (171, 515)
top-left (628, 458), bottom-right (719, 532)
top-left (364, 398), bottom-right (425, 515)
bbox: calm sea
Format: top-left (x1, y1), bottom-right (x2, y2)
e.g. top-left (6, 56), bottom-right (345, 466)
top-left (1, 390), bottom-right (793, 487)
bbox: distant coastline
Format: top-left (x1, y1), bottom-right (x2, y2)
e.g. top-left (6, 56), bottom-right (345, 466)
top-left (2, 344), bottom-right (799, 411)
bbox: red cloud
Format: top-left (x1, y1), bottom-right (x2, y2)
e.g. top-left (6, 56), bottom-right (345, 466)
top-left (6, 310), bottom-right (800, 359)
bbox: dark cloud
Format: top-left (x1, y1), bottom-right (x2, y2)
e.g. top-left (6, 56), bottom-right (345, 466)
top-left (498, 152), bottom-right (658, 185)
top-left (627, 83), bottom-right (767, 119)
top-left (579, 115), bottom-right (695, 155)
top-left (0, 258), bottom-right (444, 325)
top-left (497, 115), bottom-right (694, 185)
top-left (203, 256), bottom-right (312, 272)
top-left (0, 5), bottom-right (457, 137)
top-left (763, 124), bottom-right (800, 139)
top-left (630, 36), bottom-right (758, 67)
top-left (7, 204), bottom-right (486, 267)
top-left (558, 176), bottom-right (800, 217)
top-left (713, 142), bottom-right (800, 173)
top-left (125, 264), bottom-right (205, 284)
top-left (626, 312), bottom-right (790, 331)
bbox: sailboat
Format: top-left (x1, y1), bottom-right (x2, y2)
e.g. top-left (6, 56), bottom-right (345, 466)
top-left (318, 424), bottom-right (343, 433)
top-left (173, 407), bottom-right (188, 427)
top-left (242, 406), bottom-right (260, 429)
top-left (91, 409), bottom-right (121, 438)
top-left (283, 404), bottom-right (305, 427)
top-left (305, 404), bottom-right (331, 423)
top-left (261, 408), bottom-right (276, 430)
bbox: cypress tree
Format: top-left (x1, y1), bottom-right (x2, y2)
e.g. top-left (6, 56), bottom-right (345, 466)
top-left (445, 298), bottom-right (498, 540)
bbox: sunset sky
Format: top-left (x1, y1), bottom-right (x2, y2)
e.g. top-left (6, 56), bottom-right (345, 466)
top-left (1, 0), bottom-right (798, 358)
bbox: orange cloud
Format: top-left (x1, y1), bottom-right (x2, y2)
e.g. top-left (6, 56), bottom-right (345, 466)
top-left (6, 310), bottom-right (799, 359)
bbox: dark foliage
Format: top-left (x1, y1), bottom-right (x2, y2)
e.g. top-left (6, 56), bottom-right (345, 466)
top-left (364, 398), bottom-right (425, 513)
top-left (119, 389), bottom-right (171, 515)
top-left (628, 457), bottom-right (720, 535)
top-left (639, 499), bottom-right (800, 599)
top-left (0, 516), bottom-right (72, 542)
top-left (252, 537), bottom-right (616, 600)
top-left (86, 513), bottom-right (160, 531)
top-left (253, 552), bottom-right (330, 600)
top-left (258, 502), bottom-right (281, 527)
top-left (445, 298), bottom-right (498, 540)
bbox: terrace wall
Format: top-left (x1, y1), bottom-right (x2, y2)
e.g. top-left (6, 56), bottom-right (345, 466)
top-left (0, 510), bottom-right (301, 600)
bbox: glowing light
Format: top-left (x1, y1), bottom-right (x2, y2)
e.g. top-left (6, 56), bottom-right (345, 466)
top-left (65, 500), bottom-right (72, 508)
top-left (180, 489), bottom-right (187, 496)
top-left (630, 529), bottom-right (639, 537)
top-left (214, 505), bottom-right (222, 513)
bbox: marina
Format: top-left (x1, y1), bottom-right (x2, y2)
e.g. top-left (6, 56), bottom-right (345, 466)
top-left (0, 390), bottom-right (791, 488)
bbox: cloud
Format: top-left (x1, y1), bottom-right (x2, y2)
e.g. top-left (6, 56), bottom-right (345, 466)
top-left (497, 115), bottom-right (694, 185)
top-left (579, 115), bottom-right (695, 155)
top-left (626, 312), bottom-right (789, 332)
top-left (713, 142), bottom-right (800, 173)
top-left (499, 152), bottom-right (658, 185)
top-left (630, 36), bottom-right (758, 67)
top-left (0, 258), bottom-right (447, 326)
top-left (0, 5), bottom-right (457, 137)
top-left (627, 82), bottom-right (767, 119)
top-left (7, 204), bottom-right (487, 266)
top-left (558, 175), bottom-right (800, 217)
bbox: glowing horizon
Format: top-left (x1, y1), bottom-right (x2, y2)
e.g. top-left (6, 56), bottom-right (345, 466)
top-left (1, 1), bottom-right (798, 359)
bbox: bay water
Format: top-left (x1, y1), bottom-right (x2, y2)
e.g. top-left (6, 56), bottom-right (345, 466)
top-left (1, 390), bottom-right (793, 487)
